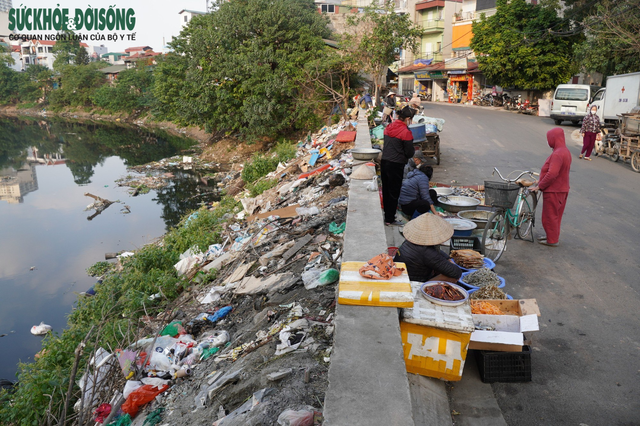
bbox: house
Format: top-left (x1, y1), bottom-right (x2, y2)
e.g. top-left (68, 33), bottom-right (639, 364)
top-left (178, 9), bottom-right (206, 29)
top-left (124, 46), bottom-right (153, 54)
top-left (101, 52), bottom-right (129, 65)
top-left (123, 50), bottom-right (162, 68)
top-left (86, 44), bottom-right (108, 61)
top-left (99, 64), bottom-right (128, 82)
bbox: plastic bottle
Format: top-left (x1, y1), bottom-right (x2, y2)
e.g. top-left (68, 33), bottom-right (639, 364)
top-left (302, 268), bottom-right (340, 290)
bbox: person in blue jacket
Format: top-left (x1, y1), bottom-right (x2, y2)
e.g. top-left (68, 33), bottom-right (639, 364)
top-left (398, 163), bottom-right (440, 217)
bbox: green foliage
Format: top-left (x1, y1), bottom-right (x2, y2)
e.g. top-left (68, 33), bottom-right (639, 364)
top-left (0, 64), bottom-right (25, 105)
top-left (342, 0), bottom-right (424, 99)
top-left (75, 46), bottom-right (90, 66)
top-left (153, 0), bottom-right (332, 138)
top-left (471, 0), bottom-right (581, 90)
top-left (575, 0), bottom-right (640, 75)
top-left (86, 261), bottom-right (113, 277)
top-left (92, 68), bottom-right (155, 112)
top-left (52, 31), bottom-right (83, 71)
top-left (49, 63), bottom-right (107, 108)
top-left (247, 178), bottom-right (278, 197)
top-left (0, 198), bottom-right (240, 423)
top-left (241, 141), bottom-right (297, 183)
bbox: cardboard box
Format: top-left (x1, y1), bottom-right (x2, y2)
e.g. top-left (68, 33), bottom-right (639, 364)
top-left (338, 261), bottom-right (413, 308)
top-left (469, 299), bottom-right (541, 352)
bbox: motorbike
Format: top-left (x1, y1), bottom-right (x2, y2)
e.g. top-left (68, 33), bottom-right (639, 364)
top-left (595, 130), bottom-right (622, 162)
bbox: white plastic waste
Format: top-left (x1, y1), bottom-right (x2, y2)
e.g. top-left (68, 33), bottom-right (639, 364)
top-left (30, 322), bottom-right (52, 335)
top-left (295, 206), bottom-right (320, 217)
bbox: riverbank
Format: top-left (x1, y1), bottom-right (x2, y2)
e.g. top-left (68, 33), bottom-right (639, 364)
top-left (0, 119), bottom-right (355, 425)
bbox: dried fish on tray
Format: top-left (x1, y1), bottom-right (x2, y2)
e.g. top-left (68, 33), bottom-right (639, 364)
top-left (461, 268), bottom-right (504, 288)
top-left (420, 281), bottom-right (469, 306)
top-left (451, 249), bottom-right (484, 269)
top-left (469, 284), bottom-right (507, 300)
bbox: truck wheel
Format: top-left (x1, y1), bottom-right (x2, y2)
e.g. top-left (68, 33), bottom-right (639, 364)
top-left (554, 119), bottom-right (562, 125)
top-left (571, 120), bottom-right (579, 125)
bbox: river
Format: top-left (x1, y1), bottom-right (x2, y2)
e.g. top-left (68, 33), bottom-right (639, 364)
top-left (0, 116), bottom-right (217, 382)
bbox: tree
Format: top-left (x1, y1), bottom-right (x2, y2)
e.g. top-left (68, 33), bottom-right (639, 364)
top-left (52, 31), bottom-right (82, 70)
top-left (153, 0), bottom-right (332, 138)
top-left (92, 68), bottom-right (155, 112)
top-left (471, 0), bottom-right (581, 90)
top-left (49, 63), bottom-right (106, 108)
top-left (575, 0), bottom-right (640, 75)
top-left (341, 0), bottom-right (424, 103)
top-left (75, 46), bottom-right (90, 65)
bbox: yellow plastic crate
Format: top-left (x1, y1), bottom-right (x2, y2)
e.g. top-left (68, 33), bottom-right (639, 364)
top-left (337, 261), bottom-right (413, 308)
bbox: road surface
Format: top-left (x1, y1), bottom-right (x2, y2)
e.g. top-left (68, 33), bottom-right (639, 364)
top-left (424, 102), bottom-right (640, 426)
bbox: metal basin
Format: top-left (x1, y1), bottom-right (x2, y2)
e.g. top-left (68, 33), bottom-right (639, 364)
top-left (457, 209), bottom-right (492, 229)
top-left (437, 195), bottom-right (481, 213)
top-left (434, 187), bottom-right (454, 197)
top-left (350, 148), bottom-right (381, 161)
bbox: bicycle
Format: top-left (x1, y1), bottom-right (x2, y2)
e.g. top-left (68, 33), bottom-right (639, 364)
top-left (481, 168), bottom-right (540, 262)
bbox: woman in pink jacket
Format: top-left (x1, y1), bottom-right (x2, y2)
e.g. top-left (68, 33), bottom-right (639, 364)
top-left (529, 128), bottom-right (572, 246)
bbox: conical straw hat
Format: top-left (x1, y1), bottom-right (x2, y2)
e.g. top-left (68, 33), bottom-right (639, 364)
top-left (403, 214), bottom-right (454, 246)
top-left (351, 164), bottom-right (376, 180)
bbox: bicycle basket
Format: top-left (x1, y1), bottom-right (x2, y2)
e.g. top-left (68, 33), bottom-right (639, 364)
top-left (484, 181), bottom-right (520, 208)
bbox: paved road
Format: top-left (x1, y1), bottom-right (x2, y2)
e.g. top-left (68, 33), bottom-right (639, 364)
top-left (423, 102), bottom-right (640, 426)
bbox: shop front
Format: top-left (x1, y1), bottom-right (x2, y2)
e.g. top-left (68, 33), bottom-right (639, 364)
top-left (447, 71), bottom-right (474, 104)
top-left (415, 70), bottom-right (448, 102)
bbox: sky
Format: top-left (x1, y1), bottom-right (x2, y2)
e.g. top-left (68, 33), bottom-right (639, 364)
top-left (6, 0), bottom-right (210, 52)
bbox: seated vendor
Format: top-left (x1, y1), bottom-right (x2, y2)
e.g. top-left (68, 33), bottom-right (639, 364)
top-left (394, 214), bottom-right (462, 283)
top-left (403, 149), bottom-right (426, 179)
top-left (399, 163), bottom-right (440, 217)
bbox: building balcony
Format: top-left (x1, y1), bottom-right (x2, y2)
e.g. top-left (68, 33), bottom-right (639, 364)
top-left (420, 19), bottom-right (444, 32)
top-left (452, 8), bottom-right (497, 23)
top-left (415, 52), bottom-right (443, 63)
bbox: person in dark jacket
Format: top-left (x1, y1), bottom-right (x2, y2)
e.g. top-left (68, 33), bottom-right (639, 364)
top-left (403, 149), bottom-right (425, 179)
top-left (579, 105), bottom-right (601, 161)
top-left (399, 163), bottom-right (439, 217)
top-left (529, 128), bottom-right (572, 246)
top-left (381, 106), bottom-right (416, 225)
top-left (394, 214), bottom-right (462, 283)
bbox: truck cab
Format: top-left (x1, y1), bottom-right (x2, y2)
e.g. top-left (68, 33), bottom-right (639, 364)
top-left (588, 88), bottom-right (606, 123)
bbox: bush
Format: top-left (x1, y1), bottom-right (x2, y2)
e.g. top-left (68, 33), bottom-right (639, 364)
top-left (247, 178), bottom-right (278, 197)
top-left (241, 141), bottom-right (297, 184)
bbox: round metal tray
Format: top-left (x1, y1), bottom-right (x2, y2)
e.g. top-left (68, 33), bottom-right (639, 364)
top-left (420, 281), bottom-right (469, 306)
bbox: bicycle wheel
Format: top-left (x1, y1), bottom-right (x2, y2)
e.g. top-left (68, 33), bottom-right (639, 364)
top-left (482, 210), bottom-right (509, 262)
top-left (516, 193), bottom-right (537, 239)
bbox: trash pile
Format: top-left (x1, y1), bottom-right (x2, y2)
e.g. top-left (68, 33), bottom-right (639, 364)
top-left (76, 120), bottom-right (365, 425)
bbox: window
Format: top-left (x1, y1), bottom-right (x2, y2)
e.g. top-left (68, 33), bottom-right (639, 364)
top-left (321, 4), bottom-right (335, 13)
top-left (593, 90), bottom-right (605, 101)
top-left (48, 47), bottom-right (52, 53)
top-left (436, 42), bottom-right (442, 52)
top-left (555, 88), bottom-right (588, 101)
top-left (38, 47), bottom-right (43, 53)
top-left (184, 15), bottom-right (188, 22)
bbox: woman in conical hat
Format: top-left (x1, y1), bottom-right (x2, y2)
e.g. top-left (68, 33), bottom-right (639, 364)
top-left (394, 214), bottom-right (462, 283)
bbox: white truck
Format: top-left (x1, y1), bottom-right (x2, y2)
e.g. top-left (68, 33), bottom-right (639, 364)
top-left (590, 71), bottom-right (640, 125)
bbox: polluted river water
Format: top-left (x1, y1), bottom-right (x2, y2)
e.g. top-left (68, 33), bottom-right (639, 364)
top-left (0, 116), bottom-right (219, 382)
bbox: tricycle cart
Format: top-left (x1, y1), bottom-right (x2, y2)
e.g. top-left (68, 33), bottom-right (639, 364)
top-left (618, 112), bottom-right (640, 172)
top-left (416, 133), bottom-right (441, 165)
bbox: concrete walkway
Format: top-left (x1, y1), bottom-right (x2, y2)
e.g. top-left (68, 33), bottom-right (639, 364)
top-left (324, 115), bottom-right (414, 426)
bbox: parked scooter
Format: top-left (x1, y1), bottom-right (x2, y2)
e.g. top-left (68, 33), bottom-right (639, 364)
top-left (595, 130), bottom-right (622, 162)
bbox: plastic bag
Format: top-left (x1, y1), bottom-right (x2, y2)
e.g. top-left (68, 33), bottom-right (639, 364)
top-left (159, 321), bottom-right (184, 337)
top-left (277, 408), bottom-right (315, 426)
top-left (295, 206), bottom-right (320, 217)
top-left (329, 222), bottom-right (345, 235)
top-left (123, 380), bottom-right (143, 399)
top-left (303, 268), bottom-right (339, 290)
top-left (364, 176), bottom-right (378, 192)
top-left (121, 384), bottom-right (169, 417)
top-left (107, 413), bottom-right (131, 426)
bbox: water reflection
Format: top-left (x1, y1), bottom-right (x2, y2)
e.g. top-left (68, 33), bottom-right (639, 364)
top-left (0, 162), bottom-right (38, 204)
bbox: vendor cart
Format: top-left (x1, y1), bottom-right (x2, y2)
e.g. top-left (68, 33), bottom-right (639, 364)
top-left (416, 133), bottom-right (441, 165)
top-left (617, 111), bottom-right (640, 172)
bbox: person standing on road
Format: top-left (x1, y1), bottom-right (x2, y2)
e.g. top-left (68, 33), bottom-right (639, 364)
top-left (382, 92), bottom-right (398, 123)
top-left (381, 106), bottom-right (416, 226)
top-left (579, 106), bottom-right (601, 161)
top-left (529, 128), bottom-right (572, 247)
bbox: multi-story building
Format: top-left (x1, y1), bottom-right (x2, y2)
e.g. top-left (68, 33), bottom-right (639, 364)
top-left (0, 0), bottom-right (12, 14)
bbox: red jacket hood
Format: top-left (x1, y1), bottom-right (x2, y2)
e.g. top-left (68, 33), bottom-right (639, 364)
top-left (547, 128), bottom-right (566, 150)
top-left (384, 119), bottom-right (413, 141)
